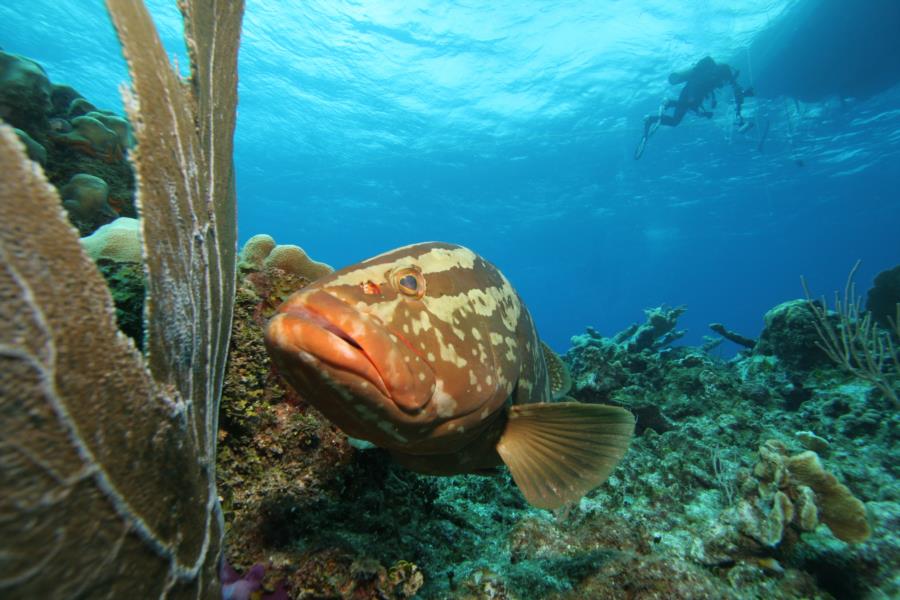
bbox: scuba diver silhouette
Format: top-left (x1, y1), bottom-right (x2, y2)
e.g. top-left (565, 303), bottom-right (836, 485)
top-left (634, 56), bottom-right (754, 159)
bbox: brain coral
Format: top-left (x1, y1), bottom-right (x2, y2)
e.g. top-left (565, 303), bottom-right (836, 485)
top-left (264, 244), bottom-right (333, 281)
top-left (80, 217), bottom-right (142, 263)
top-left (238, 233), bottom-right (276, 271)
top-left (237, 234), bottom-right (332, 281)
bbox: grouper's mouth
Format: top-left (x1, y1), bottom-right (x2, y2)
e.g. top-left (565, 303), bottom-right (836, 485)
top-left (265, 290), bottom-right (436, 414)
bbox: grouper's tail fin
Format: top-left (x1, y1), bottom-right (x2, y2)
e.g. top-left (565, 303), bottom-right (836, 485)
top-left (497, 402), bottom-right (634, 510)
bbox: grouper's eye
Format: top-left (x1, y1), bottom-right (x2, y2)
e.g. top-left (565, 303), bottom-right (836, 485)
top-left (392, 266), bottom-right (425, 299)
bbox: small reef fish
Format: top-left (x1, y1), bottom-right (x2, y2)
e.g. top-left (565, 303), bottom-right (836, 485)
top-left (265, 242), bottom-right (634, 509)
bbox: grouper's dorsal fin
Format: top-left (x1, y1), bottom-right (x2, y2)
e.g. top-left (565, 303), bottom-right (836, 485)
top-left (496, 402), bottom-right (634, 509)
top-left (541, 341), bottom-right (572, 400)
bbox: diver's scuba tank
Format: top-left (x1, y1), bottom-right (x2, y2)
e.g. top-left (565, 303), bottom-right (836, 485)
top-left (668, 69), bottom-right (691, 85)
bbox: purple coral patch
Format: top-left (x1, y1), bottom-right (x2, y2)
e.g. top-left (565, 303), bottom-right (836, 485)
top-left (221, 559), bottom-right (288, 600)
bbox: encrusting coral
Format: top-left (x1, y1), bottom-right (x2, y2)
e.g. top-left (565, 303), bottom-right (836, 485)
top-left (0, 0), bottom-right (243, 597)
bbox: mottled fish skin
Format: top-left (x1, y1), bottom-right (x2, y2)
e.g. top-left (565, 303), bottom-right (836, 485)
top-left (265, 242), bottom-right (550, 474)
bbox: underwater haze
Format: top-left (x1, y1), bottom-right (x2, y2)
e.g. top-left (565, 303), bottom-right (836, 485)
top-left (2, 0), bottom-right (898, 353)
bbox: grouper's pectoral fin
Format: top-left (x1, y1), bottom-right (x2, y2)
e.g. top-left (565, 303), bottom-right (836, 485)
top-left (496, 402), bottom-right (634, 509)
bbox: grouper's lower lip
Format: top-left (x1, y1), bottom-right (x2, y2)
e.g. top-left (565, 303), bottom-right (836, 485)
top-left (267, 306), bottom-right (392, 399)
top-left (266, 290), bottom-right (436, 414)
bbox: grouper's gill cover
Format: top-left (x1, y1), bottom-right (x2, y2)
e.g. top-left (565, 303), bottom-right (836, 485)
top-left (265, 242), bottom-right (635, 509)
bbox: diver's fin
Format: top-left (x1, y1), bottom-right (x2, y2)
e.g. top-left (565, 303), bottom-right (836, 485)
top-left (496, 402), bottom-right (634, 510)
top-left (634, 116), bottom-right (658, 160)
top-left (540, 341), bottom-right (572, 400)
top-left (634, 134), bottom-right (648, 160)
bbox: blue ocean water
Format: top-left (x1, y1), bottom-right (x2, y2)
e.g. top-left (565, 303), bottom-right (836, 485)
top-left (2, 0), bottom-right (898, 354)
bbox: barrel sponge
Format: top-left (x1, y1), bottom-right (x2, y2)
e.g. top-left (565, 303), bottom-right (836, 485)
top-left (264, 244), bottom-right (333, 281)
top-left (238, 234), bottom-right (276, 271)
top-left (80, 217), bottom-right (142, 263)
top-left (785, 451), bottom-right (871, 543)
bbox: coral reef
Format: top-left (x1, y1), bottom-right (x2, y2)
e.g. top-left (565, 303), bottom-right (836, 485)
top-left (756, 300), bottom-right (833, 371)
top-left (1, 49), bottom-right (136, 235)
top-left (95, 259), bottom-right (146, 349)
top-left (218, 294), bottom-right (898, 598)
top-left (79, 217), bottom-right (145, 348)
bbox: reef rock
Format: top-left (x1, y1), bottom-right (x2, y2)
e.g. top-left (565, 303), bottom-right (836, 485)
top-left (755, 299), bottom-right (832, 371)
top-left (866, 264), bottom-right (900, 331)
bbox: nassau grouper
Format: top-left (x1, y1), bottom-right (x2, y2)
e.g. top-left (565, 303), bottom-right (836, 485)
top-left (265, 242), bottom-right (634, 509)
